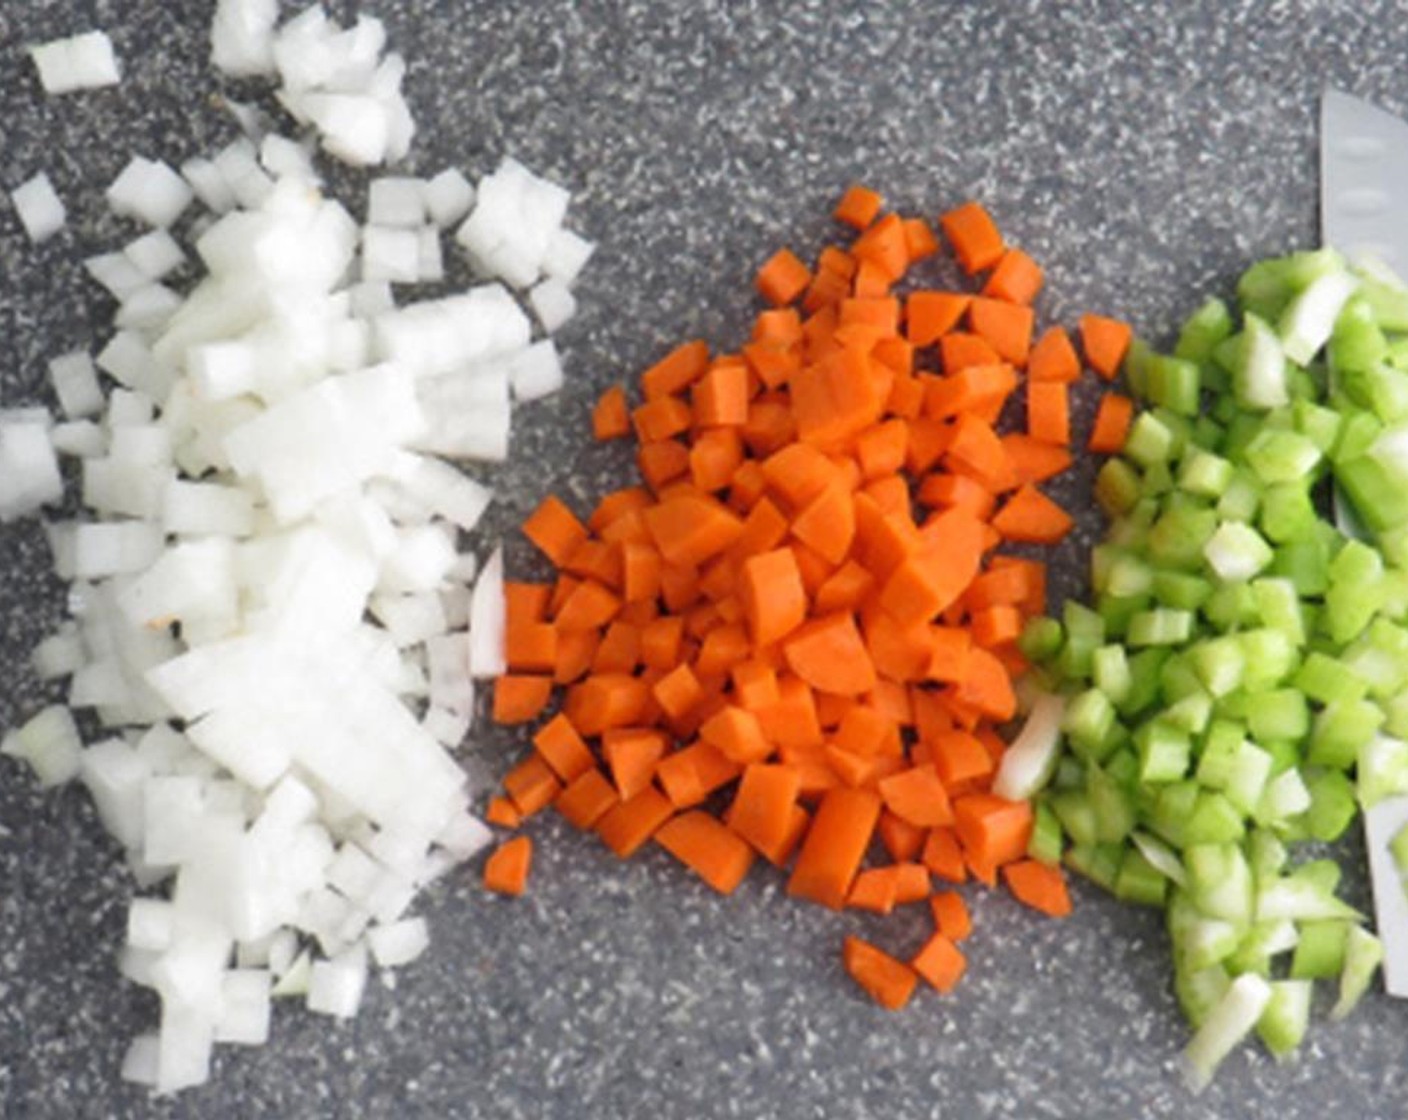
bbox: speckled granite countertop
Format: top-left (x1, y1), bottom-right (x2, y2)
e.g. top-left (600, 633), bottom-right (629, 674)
top-left (3, 1), bottom-right (1408, 1117)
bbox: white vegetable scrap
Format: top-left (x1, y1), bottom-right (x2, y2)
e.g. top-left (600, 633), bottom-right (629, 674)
top-left (1, 3), bottom-right (599, 1097)
top-left (29, 30), bottom-right (122, 94)
top-left (11, 172), bottom-right (67, 243)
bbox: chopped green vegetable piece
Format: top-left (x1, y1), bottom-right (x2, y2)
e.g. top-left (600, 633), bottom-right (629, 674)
top-left (1289, 919), bottom-right (1349, 980)
top-left (1114, 847), bottom-right (1168, 907)
top-left (1330, 926), bottom-right (1384, 1020)
top-left (1255, 979), bottom-right (1312, 1059)
top-left (1028, 799), bottom-right (1064, 866)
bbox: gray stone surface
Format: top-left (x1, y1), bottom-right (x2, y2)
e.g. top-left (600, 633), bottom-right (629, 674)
top-left (3, 0), bottom-right (1408, 1117)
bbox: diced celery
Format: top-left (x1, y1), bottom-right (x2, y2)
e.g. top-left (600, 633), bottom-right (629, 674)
top-left (1092, 643), bottom-right (1131, 705)
top-left (1104, 745), bottom-right (1139, 788)
top-left (1195, 721), bottom-right (1247, 787)
top-left (1182, 973), bottom-right (1273, 1092)
top-left (1152, 569), bottom-right (1213, 612)
top-left (1249, 577), bottom-right (1306, 644)
top-left (1124, 411), bottom-right (1176, 467)
top-left (1165, 691), bottom-right (1213, 736)
top-left (1291, 398), bottom-right (1344, 455)
top-left (1233, 313), bottom-right (1289, 410)
top-left (1330, 926), bottom-right (1384, 1020)
top-left (1238, 259), bottom-right (1297, 322)
top-left (1357, 267), bottom-right (1408, 331)
top-left (1255, 979), bottom-right (1312, 1059)
top-left (1236, 628), bottom-right (1298, 691)
top-left (1178, 447), bottom-right (1234, 499)
top-left (1174, 961), bottom-right (1231, 1031)
top-left (1149, 354), bottom-right (1202, 417)
top-left (1245, 429), bottom-right (1322, 485)
top-left (1336, 454), bottom-right (1408, 533)
top-left (1131, 829), bottom-right (1187, 885)
top-left (1114, 847), bottom-right (1168, 907)
top-left (1203, 521), bottom-right (1274, 583)
top-left (1246, 688), bottom-right (1310, 742)
top-left (1128, 607), bottom-right (1194, 647)
top-left (1159, 653), bottom-right (1204, 704)
top-left (1050, 790), bottom-right (1099, 850)
top-left (1267, 534), bottom-right (1332, 596)
top-left (1291, 651), bottom-right (1367, 704)
top-left (1062, 688), bottom-right (1117, 762)
top-left (1124, 336), bottom-right (1155, 399)
top-left (1149, 506), bottom-right (1219, 568)
top-left (1136, 720), bottom-right (1191, 784)
top-left (1258, 483), bottom-right (1318, 544)
top-left (1303, 768), bottom-right (1358, 842)
top-left (1028, 799), bottom-right (1064, 866)
top-left (1223, 741), bottom-right (1274, 817)
top-left (1180, 916), bottom-right (1243, 972)
top-left (1190, 637), bottom-right (1245, 697)
top-left (1176, 298), bottom-right (1234, 364)
top-left (1185, 791), bottom-right (1245, 845)
top-left (1203, 582), bottom-right (1260, 630)
top-left (1151, 781), bottom-right (1200, 849)
top-left (1357, 733), bottom-right (1408, 809)
top-left (1095, 459), bottom-right (1143, 515)
top-left (1185, 843), bottom-right (1253, 926)
top-left (1064, 841), bottom-right (1125, 891)
top-left (1289, 919), bottom-right (1349, 979)
top-left (1256, 876), bottom-right (1361, 923)
top-left (1278, 267), bottom-right (1357, 365)
top-left (1255, 767), bottom-right (1312, 826)
top-left (1104, 553), bottom-right (1153, 599)
top-left (1308, 698), bottom-right (1384, 770)
top-left (1329, 294), bottom-right (1389, 373)
top-left (1018, 615), bottom-right (1063, 663)
top-left (1120, 647), bottom-right (1169, 717)
top-left (1088, 766), bottom-right (1136, 843)
top-left (1333, 407), bottom-right (1385, 462)
top-left (1227, 919), bottom-right (1297, 977)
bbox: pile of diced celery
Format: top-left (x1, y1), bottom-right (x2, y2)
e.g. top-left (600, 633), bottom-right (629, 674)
top-left (1020, 247), bottom-right (1408, 1088)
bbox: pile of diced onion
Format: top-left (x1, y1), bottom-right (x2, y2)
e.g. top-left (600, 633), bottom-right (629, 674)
top-left (2, 1), bottom-right (592, 1095)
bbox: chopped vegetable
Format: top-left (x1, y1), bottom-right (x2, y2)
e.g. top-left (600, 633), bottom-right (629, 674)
top-left (1030, 248), bottom-right (1408, 1085)
top-left (487, 185), bottom-right (1135, 1012)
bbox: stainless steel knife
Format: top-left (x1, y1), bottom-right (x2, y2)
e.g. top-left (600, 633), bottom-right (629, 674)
top-left (1321, 87), bottom-right (1408, 997)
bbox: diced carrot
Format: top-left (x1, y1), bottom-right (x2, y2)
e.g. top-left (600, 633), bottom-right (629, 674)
top-left (921, 826), bottom-right (967, 883)
top-left (595, 787), bottom-right (675, 858)
top-left (1003, 858), bottom-right (1073, 917)
top-left (940, 201), bottom-right (1004, 274)
top-left (784, 612), bottom-right (877, 696)
top-left (1027, 325), bottom-right (1081, 383)
top-left (726, 763), bottom-right (803, 863)
top-left (972, 604), bottom-right (1023, 648)
top-left (503, 753), bottom-right (563, 818)
top-left (834, 184), bottom-right (883, 230)
top-left (791, 483), bottom-right (855, 566)
top-left (929, 891), bottom-right (972, 941)
top-left (492, 675), bottom-right (554, 725)
top-left (732, 659), bottom-right (781, 710)
top-left (757, 248), bottom-right (813, 306)
top-left (878, 512), bottom-right (985, 622)
top-left (553, 628), bottom-right (600, 684)
top-left (483, 836), bottom-right (533, 896)
top-left (787, 787), bottom-right (881, 908)
top-left (904, 291), bottom-right (970, 348)
top-left (740, 547), bottom-right (808, 648)
top-left (910, 931), bottom-right (966, 993)
top-left (1079, 313), bottom-right (1132, 379)
top-left (878, 764), bottom-right (954, 828)
top-left (1001, 434), bottom-right (1073, 485)
top-left (992, 484), bottom-right (1074, 544)
top-left (655, 741), bottom-right (741, 808)
top-left (593, 384), bottom-right (631, 440)
top-left (843, 935), bottom-right (919, 1010)
top-left (656, 811), bottom-right (756, 893)
top-left (902, 218), bottom-right (940, 263)
top-left (694, 622), bottom-right (751, 676)
top-left (506, 620), bottom-right (558, 673)
top-left (694, 363), bottom-right (751, 428)
top-left (603, 728), bottom-right (668, 799)
top-left (533, 713), bottom-right (596, 782)
top-left (968, 297), bottom-right (1034, 366)
top-left (1026, 381), bottom-right (1070, 446)
top-left (642, 340), bottom-right (710, 400)
top-left (637, 439), bottom-right (691, 490)
top-left (554, 768), bottom-right (619, 829)
top-left (522, 495), bottom-right (588, 567)
top-left (652, 662), bottom-right (705, 720)
top-left (852, 213), bottom-right (909, 281)
top-left (1088, 392), bottom-right (1135, 453)
top-left (632, 395), bottom-right (693, 443)
top-left (485, 796), bottom-right (521, 829)
top-left (982, 248), bottom-right (1044, 306)
top-left (554, 579), bottom-right (622, 631)
top-left (939, 331), bottom-right (1002, 373)
top-left (953, 793), bottom-right (1033, 869)
top-left (564, 673), bottom-right (652, 736)
top-left (945, 413), bottom-right (1018, 492)
top-left (848, 866), bottom-right (900, 913)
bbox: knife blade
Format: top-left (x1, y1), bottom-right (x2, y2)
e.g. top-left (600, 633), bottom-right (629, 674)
top-left (1321, 86), bottom-right (1408, 997)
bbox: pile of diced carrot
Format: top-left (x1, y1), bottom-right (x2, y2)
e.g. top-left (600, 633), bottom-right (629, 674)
top-left (482, 184), bottom-right (1134, 1011)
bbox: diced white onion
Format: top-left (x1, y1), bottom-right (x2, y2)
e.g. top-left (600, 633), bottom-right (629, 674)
top-left (11, 172), bottom-right (67, 243)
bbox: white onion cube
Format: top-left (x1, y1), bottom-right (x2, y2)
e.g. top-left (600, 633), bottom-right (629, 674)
top-left (11, 172), bottom-right (66, 243)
